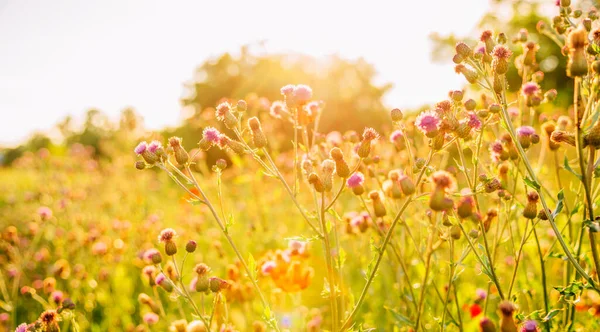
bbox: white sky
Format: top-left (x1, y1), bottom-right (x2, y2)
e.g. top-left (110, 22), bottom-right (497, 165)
top-left (0, 0), bottom-right (489, 146)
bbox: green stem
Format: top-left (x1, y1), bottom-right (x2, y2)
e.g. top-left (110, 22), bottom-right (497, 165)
top-left (533, 226), bottom-right (551, 331)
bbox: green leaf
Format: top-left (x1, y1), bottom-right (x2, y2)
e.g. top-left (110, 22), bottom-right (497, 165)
top-left (542, 309), bottom-right (562, 322)
top-left (327, 208), bottom-right (343, 221)
top-left (523, 176), bottom-right (541, 191)
top-left (552, 189), bottom-right (564, 218)
top-left (248, 253), bottom-right (257, 281)
top-left (563, 156), bottom-right (583, 181)
top-left (385, 306), bottom-right (415, 327)
top-left (338, 248), bottom-right (347, 269)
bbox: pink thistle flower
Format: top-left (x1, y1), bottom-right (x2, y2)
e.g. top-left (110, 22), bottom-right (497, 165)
top-left (490, 141), bottom-right (504, 154)
top-left (305, 101), bottom-right (321, 114)
top-left (390, 130), bottom-right (404, 142)
top-left (326, 131), bottom-right (343, 146)
top-left (51, 290), bottom-right (64, 304)
top-left (288, 240), bottom-right (307, 255)
top-left (147, 141), bottom-right (162, 154)
top-left (475, 45), bottom-right (485, 55)
top-left (269, 101), bottom-right (286, 118)
top-left (415, 110), bottom-right (441, 136)
top-left (15, 323), bottom-right (28, 332)
top-left (202, 127), bottom-right (221, 144)
top-left (362, 127), bottom-right (379, 141)
top-left (431, 170), bottom-right (456, 191)
top-left (492, 45), bottom-right (512, 59)
top-left (521, 82), bottom-right (540, 96)
top-left (261, 261), bottom-right (276, 275)
top-left (142, 265), bottom-right (156, 277)
top-left (189, 276), bottom-right (198, 291)
top-left (38, 206), bottom-right (53, 220)
top-left (346, 172), bottom-right (365, 188)
top-left (158, 228), bottom-right (177, 243)
top-left (143, 249), bottom-right (160, 263)
top-left (280, 84), bottom-right (295, 96)
top-left (522, 320), bottom-right (538, 332)
top-left (517, 126), bottom-right (536, 137)
top-left (134, 141), bottom-right (147, 155)
top-left (155, 273), bottom-right (167, 285)
top-left (293, 84), bottom-right (313, 104)
top-left (143, 312), bottom-right (159, 325)
top-left (476, 288), bottom-right (487, 301)
top-left (215, 102), bottom-right (232, 121)
top-left (467, 112), bottom-right (482, 130)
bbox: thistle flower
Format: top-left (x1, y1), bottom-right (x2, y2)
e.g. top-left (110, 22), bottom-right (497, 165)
top-left (293, 85), bottom-right (313, 105)
top-left (550, 130), bottom-right (576, 146)
top-left (481, 30), bottom-right (496, 54)
top-left (209, 277), bottom-right (230, 293)
top-left (415, 110), bottom-right (441, 138)
top-left (455, 42), bottom-right (473, 58)
top-left (280, 84), bottom-right (295, 96)
top-left (38, 206), bottom-right (53, 220)
top-left (159, 228), bottom-right (177, 256)
top-left (15, 323), bottom-right (28, 332)
top-left (357, 128), bottom-right (379, 158)
top-left (521, 320), bottom-right (538, 332)
top-left (492, 45), bottom-right (513, 75)
top-left (155, 273), bottom-right (173, 292)
top-left (467, 112), bottom-right (482, 130)
top-left (498, 301), bottom-right (518, 332)
top-left (135, 141), bottom-right (159, 164)
top-left (186, 240), bottom-right (197, 253)
top-left (248, 117), bottom-right (267, 148)
top-left (521, 82), bottom-right (542, 107)
top-left (457, 189), bottom-right (475, 219)
top-left (516, 126), bottom-right (537, 149)
top-left (430, 171), bottom-right (456, 211)
top-left (390, 108), bottom-right (403, 121)
top-left (369, 191), bottom-right (387, 217)
top-left (321, 159), bottom-right (336, 192)
top-left (523, 191), bottom-right (539, 220)
top-left (215, 101), bottom-right (238, 129)
top-left (455, 64), bottom-right (479, 84)
top-left (143, 312), bottom-right (159, 325)
top-left (39, 310), bottom-right (60, 331)
top-left (270, 101), bottom-right (286, 118)
top-left (479, 317), bottom-right (497, 332)
top-left (330, 147), bottom-right (350, 178)
top-left (566, 28), bottom-right (589, 77)
top-left (169, 136), bottom-right (189, 166)
top-left (347, 172), bottom-right (365, 195)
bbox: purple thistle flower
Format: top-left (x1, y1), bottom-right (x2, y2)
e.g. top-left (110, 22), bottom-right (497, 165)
top-left (347, 172), bottom-right (365, 188)
top-left (134, 141), bottom-right (148, 154)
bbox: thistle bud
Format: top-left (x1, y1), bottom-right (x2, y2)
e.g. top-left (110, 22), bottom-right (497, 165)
top-left (209, 277), bottom-right (229, 293)
top-left (550, 131), bottom-right (576, 146)
top-left (347, 172), bottom-right (365, 196)
top-left (369, 191), bottom-right (387, 217)
top-left (357, 128), bottom-right (379, 158)
top-left (216, 102), bottom-right (239, 129)
top-left (216, 159), bottom-right (227, 170)
top-left (165, 241), bottom-right (177, 256)
top-left (457, 190), bottom-right (475, 219)
top-left (464, 99), bottom-right (476, 111)
top-left (186, 240), bottom-right (197, 253)
top-left (498, 301), bottom-right (518, 332)
top-left (523, 192), bottom-right (539, 220)
top-left (155, 273), bottom-right (173, 292)
top-left (135, 161), bottom-right (146, 170)
top-left (584, 18), bottom-right (592, 31)
top-left (479, 317), bottom-right (497, 332)
top-left (469, 229), bottom-right (480, 239)
top-left (485, 178), bottom-right (502, 193)
top-left (399, 175), bottom-right (415, 195)
top-left (453, 53), bottom-right (464, 64)
top-left (430, 188), bottom-right (454, 211)
top-left (151, 251), bottom-right (163, 265)
top-left (248, 117), bottom-right (267, 148)
top-left (194, 264), bottom-right (211, 293)
top-left (169, 137), bottom-right (189, 166)
top-left (584, 123), bottom-right (600, 149)
top-left (492, 45), bottom-right (512, 75)
top-left (390, 108), bottom-right (403, 122)
top-left (455, 64), bottom-right (479, 84)
top-left (236, 100), bottom-right (247, 112)
top-left (488, 103), bottom-right (501, 114)
top-left (308, 173), bottom-right (325, 193)
top-left (455, 42), bottom-right (473, 58)
top-left (560, 0), bottom-right (571, 7)
top-left (220, 136), bottom-right (247, 155)
top-left (321, 159), bottom-right (336, 192)
top-left (567, 28), bottom-right (589, 77)
top-left (450, 225), bottom-right (461, 240)
top-left (330, 148), bottom-right (350, 178)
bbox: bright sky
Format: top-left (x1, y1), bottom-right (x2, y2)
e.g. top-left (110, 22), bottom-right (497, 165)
top-left (0, 0), bottom-right (490, 146)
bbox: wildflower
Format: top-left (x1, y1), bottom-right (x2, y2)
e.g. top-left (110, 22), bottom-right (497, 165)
top-left (15, 323), bottom-right (28, 332)
top-left (143, 312), bottom-right (159, 325)
top-left (308, 173), bottom-right (325, 192)
top-left (39, 310), bottom-right (60, 332)
top-left (270, 101), bottom-right (286, 118)
top-left (209, 277), bottom-right (230, 293)
top-left (516, 126), bottom-right (537, 149)
top-left (347, 172), bottom-right (365, 195)
top-left (415, 110), bottom-right (441, 138)
top-left (320, 159), bottom-right (336, 192)
top-left (523, 191), bottom-right (539, 219)
top-left (455, 64), bottom-right (480, 84)
top-left (357, 128), bottom-right (379, 158)
top-left (430, 171), bottom-right (455, 211)
top-left (399, 174), bottom-right (415, 195)
top-left (566, 28), bottom-right (589, 77)
top-left (455, 42), bottom-right (473, 58)
top-left (521, 82), bottom-right (542, 107)
top-left (186, 240), bottom-right (197, 253)
top-left (215, 101), bottom-right (238, 129)
top-left (498, 301), bottom-right (518, 332)
top-left (155, 273), bottom-right (173, 292)
top-left (479, 317), bottom-right (497, 332)
top-left (168, 136), bottom-right (189, 166)
top-left (236, 99), bottom-right (247, 112)
top-left (51, 290), bottom-right (64, 304)
top-left (481, 30), bottom-right (496, 54)
top-left (194, 263), bottom-right (211, 293)
top-left (261, 261), bottom-right (277, 275)
top-left (457, 189), bottom-right (475, 219)
top-left (326, 149), bottom-right (349, 179)
top-left (159, 228), bottom-right (177, 256)
top-left (492, 45), bottom-right (512, 75)
top-left (293, 84), bottom-right (313, 105)
top-left (248, 117), bottom-right (267, 148)
top-left (199, 127), bottom-right (221, 150)
top-left (38, 206), bottom-right (53, 220)
top-left (135, 141), bottom-right (159, 164)
top-left (280, 84), bottom-right (295, 96)
top-left (369, 191), bottom-right (387, 217)
top-left (389, 130), bottom-right (405, 150)
top-left (144, 249), bottom-right (162, 265)
top-left (467, 112), bottom-right (482, 130)
top-left (390, 108), bottom-right (403, 121)
top-left (550, 131), bottom-right (576, 147)
top-left (521, 320), bottom-right (538, 332)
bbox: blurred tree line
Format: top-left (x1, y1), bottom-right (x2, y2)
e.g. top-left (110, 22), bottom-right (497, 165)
top-left (0, 47), bottom-right (391, 166)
